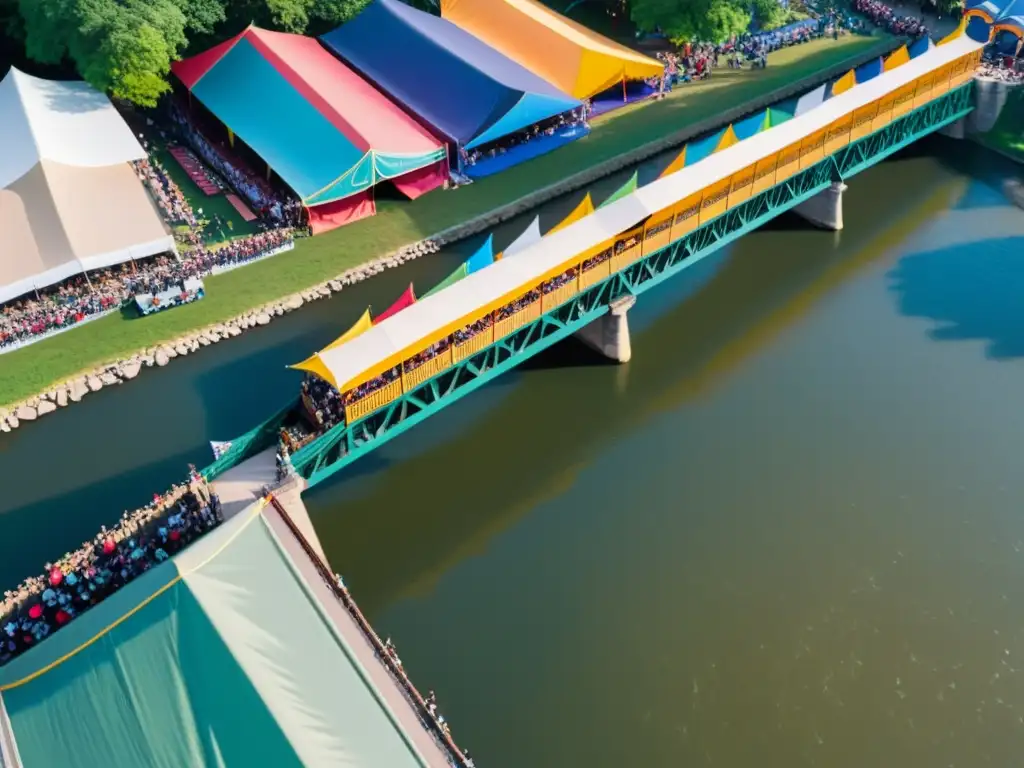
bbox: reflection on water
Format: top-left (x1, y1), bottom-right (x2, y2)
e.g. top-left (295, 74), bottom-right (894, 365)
top-left (1, 139), bottom-right (1023, 767)
top-left (305, 148), bottom-right (1024, 767)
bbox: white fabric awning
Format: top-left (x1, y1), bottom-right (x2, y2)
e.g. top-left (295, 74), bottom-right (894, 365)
top-left (502, 215), bottom-right (542, 257)
top-left (313, 35), bottom-right (983, 391)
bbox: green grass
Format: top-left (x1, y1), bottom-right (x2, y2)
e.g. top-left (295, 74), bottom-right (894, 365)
top-left (980, 85), bottom-right (1024, 162)
top-left (0, 34), bottom-right (890, 407)
top-left (154, 148), bottom-right (259, 244)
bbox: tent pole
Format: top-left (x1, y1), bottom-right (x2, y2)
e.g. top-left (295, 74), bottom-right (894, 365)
top-left (622, 77), bottom-right (627, 103)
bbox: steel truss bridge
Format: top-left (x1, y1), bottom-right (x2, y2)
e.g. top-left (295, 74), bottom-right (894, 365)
top-left (206, 78), bottom-right (976, 490)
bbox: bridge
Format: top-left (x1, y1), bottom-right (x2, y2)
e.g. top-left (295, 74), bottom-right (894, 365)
top-left (205, 32), bottom-right (988, 490)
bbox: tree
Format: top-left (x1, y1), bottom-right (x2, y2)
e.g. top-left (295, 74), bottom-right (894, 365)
top-left (630, 0), bottom-right (750, 44)
top-left (17, 0), bottom-right (221, 106)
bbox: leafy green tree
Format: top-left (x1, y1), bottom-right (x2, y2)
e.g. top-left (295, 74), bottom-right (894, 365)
top-left (631, 0), bottom-right (750, 44)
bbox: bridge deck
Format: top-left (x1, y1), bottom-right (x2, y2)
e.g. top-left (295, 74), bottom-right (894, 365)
top-left (211, 446), bottom-right (278, 520)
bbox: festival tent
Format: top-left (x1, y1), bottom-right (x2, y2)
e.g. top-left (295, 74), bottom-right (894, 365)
top-left (0, 68), bottom-right (174, 303)
top-left (501, 216), bottom-right (541, 257)
top-left (320, 0), bottom-right (582, 154)
top-left (171, 26), bottom-right (448, 234)
top-left (0, 500), bottom-right (445, 768)
top-left (438, 0), bottom-right (662, 99)
top-left (966, 0), bottom-right (1024, 37)
top-left (290, 309), bottom-right (373, 380)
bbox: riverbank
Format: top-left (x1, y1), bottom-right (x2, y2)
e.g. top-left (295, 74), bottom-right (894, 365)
top-left (0, 34), bottom-right (891, 414)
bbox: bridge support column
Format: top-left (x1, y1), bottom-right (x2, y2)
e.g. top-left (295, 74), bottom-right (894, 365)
top-left (793, 182), bottom-right (846, 231)
top-left (969, 78), bottom-right (1010, 135)
top-left (575, 294), bottom-right (636, 363)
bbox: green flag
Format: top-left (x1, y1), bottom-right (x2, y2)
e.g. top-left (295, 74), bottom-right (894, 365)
top-left (599, 171), bottom-right (639, 209)
top-left (423, 263), bottom-right (469, 299)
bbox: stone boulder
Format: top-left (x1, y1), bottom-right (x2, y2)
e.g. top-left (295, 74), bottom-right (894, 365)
top-left (86, 376), bottom-right (103, 392)
top-left (16, 405), bottom-right (37, 421)
top-left (121, 361), bottom-right (141, 380)
top-left (255, 313), bottom-right (271, 326)
top-left (199, 336), bottom-right (211, 347)
top-left (155, 349), bottom-right (170, 367)
top-left (285, 295), bottom-right (304, 311)
top-left (6, 415), bottom-right (18, 430)
top-left (227, 325), bottom-right (242, 337)
top-left (56, 389), bottom-right (68, 407)
top-left (100, 372), bottom-right (119, 387)
top-left (37, 400), bottom-right (56, 416)
top-left (162, 345), bottom-right (178, 359)
top-left (69, 381), bottom-right (88, 402)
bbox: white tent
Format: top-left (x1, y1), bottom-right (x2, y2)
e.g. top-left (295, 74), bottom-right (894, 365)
top-left (0, 68), bottom-right (174, 303)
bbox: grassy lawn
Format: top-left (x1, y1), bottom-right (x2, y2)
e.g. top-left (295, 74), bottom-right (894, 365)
top-left (979, 85), bottom-right (1024, 162)
top-left (0, 34), bottom-right (890, 407)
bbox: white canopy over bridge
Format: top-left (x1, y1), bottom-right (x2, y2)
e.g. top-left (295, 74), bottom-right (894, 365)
top-left (308, 34), bottom-right (984, 393)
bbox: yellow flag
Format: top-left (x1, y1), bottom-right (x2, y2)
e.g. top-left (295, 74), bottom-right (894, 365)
top-left (883, 46), bottom-right (910, 72)
top-left (714, 125), bottom-right (739, 153)
top-left (548, 193), bottom-right (595, 234)
top-left (832, 69), bottom-right (856, 94)
top-left (659, 145), bottom-right (687, 179)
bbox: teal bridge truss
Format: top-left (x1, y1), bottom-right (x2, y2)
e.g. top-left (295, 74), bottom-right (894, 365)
top-left (204, 82), bottom-right (974, 489)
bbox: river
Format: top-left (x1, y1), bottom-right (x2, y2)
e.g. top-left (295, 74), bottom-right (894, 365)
top-left (2, 137), bottom-right (1023, 767)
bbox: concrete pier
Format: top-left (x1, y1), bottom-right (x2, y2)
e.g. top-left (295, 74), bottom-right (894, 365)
top-left (794, 182), bottom-right (847, 231)
top-left (970, 78), bottom-right (1010, 134)
top-left (939, 116), bottom-right (967, 139)
top-left (575, 294), bottom-right (636, 363)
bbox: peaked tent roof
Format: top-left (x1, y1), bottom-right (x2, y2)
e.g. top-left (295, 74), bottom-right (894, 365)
top-left (439, 0), bottom-right (662, 99)
top-left (502, 216), bottom-right (541, 257)
top-left (321, 0), bottom-right (581, 148)
top-left (0, 501), bottom-right (448, 768)
top-left (967, 0), bottom-right (1024, 33)
top-left (0, 68), bottom-right (146, 189)
top-left (171, 26), bottom-right (446, 206)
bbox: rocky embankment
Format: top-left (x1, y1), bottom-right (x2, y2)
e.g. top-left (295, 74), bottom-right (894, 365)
top-left (0, 239), bottom-right (443, 434)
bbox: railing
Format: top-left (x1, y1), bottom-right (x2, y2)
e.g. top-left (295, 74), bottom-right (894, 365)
top-left (344, 378), bottom-right (403, 424)
top-left (266, 494), bottom-right (471, 767)
top-left (541, 281), bottom-right (579, 313)
top-left (494, 300), bottom-right (541, 340)
top-left (611, 240), bottom-right (643, 273)
top-left (452, 328), bottom-right (494, 362)
top-left (579, 258), bottom-right (611, 291)
top-left (404, 348), bottom-right (453, 390)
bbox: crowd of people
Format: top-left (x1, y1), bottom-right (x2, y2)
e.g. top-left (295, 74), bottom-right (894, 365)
top-left (979, 51), bottom-right (1024, 83)
top-left (170, 104), bottom-right (306, 228)
top-left (461, 108), bottom-right (589, 169)
top-left (135, 156), bottom-right (200, 230)
top-left (853, 0), bottom-right (929, 38)
top-left (1, 469), bottom-right (221, 665)
top-left (0, 229), bottom-right (294, 351)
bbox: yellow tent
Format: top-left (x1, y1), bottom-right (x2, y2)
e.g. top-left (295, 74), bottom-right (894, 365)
top-left (440, 0), bottom-right (663, 99)
top-left (290, 308), bottom-right (372, 383)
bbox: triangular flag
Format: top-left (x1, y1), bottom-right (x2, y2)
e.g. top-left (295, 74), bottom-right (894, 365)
top-left (599, 171), bottom-right (638, 209)
top-left (465, 235), bottom-right (494, 274)
top-left (548, 193), bottom-right (595, 234)
top-left (289, 308), bottom-right (373, 383)
top-left (733, 111), bottom-right (767, 141)
top-left (938, 18), bottom-right (966, 45)
top-left (373, 284), bottom-right (416, 325)
top-left (831, 69), bottom-right (856, 96)
top-left (503, 216), bottom-right (541, 258)
top-left (883, 45), bottom-right (910, 72)
top-left (686, 128), bottom-right (726, 165)
top-left (424, 263), bottom-right (469, 298)
top-left (767, 106), bottom-right (794, 127)
top-left (659, 145), bottom-right (687, 179)
top-left (714, 125), bottom-right (739, 152)
top-left (908, 35), bottom-right (931, 59)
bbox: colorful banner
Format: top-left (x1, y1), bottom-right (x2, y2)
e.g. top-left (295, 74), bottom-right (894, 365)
top-left (854, 57), bottom-right (883, 83)
top-left (424, 263), bottom-right (470, 298)
top-left (373, 284), bottom-right (417, 324)
top-left (466, 234), bottom-right (495, 274)
top-left (714, 125), bottom-right (739, 152)
top-left (658, 145), bottom-right (687, 179)
top-left (831, 69), bottom-right (856, 96)
top-left (600, 172), bottom-right (638, 209)
top-left (884, 45), bottom-right (910, 71)
top-left (548, 193), bottom-right (595, 234)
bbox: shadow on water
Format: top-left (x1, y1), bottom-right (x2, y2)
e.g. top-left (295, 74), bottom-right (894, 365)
top-left (888, 235), bottom-right (1024, 359)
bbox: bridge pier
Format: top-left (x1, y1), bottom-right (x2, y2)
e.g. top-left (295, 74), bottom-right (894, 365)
top-left (939, 117), bottom-right (967, 139)
top-left (969, 78), bottom-right (1010, 134)
top-left (575, 294), bottom-right (636, 363)
top-left (793, 182), bottom-right (847, 231)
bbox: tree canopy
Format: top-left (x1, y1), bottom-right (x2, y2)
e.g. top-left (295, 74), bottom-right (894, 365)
top-left (630, 0), bottom-right (783, 44)
top-left (8, 0), bottom-right (369, 107)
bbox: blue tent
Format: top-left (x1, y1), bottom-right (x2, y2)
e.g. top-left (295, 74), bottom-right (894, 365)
top-left (321, 0), bottom-right (581, 151)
